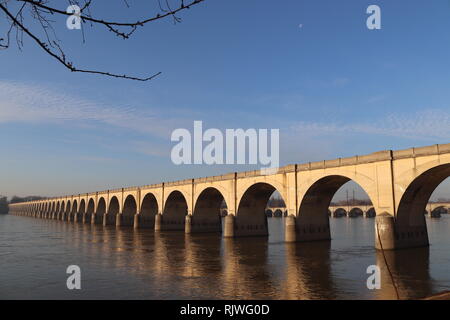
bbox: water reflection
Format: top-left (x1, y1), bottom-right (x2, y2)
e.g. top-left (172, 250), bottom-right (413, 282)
top-left (375, 247), bottom-right (432, 300)
top-left (284, 242), bottom-right (336, 299)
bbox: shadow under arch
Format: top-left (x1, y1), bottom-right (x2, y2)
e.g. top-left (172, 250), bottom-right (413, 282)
top-left (192, 187), bottom-right (225, 233)
top-left (430, 206), bottom-right (446, 217)
top-left (55, 202), bottom-right (60, 219)
top-left (71, 200), bottom-right (78, 222)
top-left (122, 195), bottom-right (137, 227)
top-left (85, 198), bottom-right (95, 224)
top-left (332, 208), bottom-right (347, 218)
top-left (64, 200), bottom-right (71, 220)
top-left (95, 197), bottom-right (106, 224)
top-left (49, 202), bottom-right (55, 218)
top-left (296, 175), bottom-right (376, 242)
top-left (140, 192), bottom-right (158, 229)
top-left (59, 201), bottom-right (66, 220)
top-left (106, 196), bottom-right (120, 226)
top-left (348, 207), bottom-right (364, 218)
top-left (77, 199), bottom-right (86, 223)
top-left (162, 190), bottom-right (187, 231)
top-left (395, 164), bottom-right (450, 248)
top-left (273, 209), bottom-right (283, 217)
top-left (366, 207), bottom-right (376, 218)
top-left (235, 182), bottom-right (286, 237)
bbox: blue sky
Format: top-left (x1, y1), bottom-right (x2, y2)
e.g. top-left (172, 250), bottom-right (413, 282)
top-left (1, 0), bottom-right (450, 199)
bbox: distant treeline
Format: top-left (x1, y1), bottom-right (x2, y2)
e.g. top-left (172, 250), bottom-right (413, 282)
top-left (9, 196), bottom-right (46, 204)
top-left (0, 196), bottom-right (8, 214)
top-left (330, 199), bottom-right (372, 206)
top-left (0, 195), bottom-right (47, 214)
top-left (431, 198), bottom-right (450, 203)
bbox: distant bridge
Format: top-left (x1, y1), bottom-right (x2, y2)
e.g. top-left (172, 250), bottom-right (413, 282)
top-left (264, 202), bottom-right (449, 218)
top-left (9, 143), bottom-right (450, 250)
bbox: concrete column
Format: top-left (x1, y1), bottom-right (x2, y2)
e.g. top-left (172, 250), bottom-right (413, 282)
top-left (155, 213), bottom-right (162, 231)
top-left (375, 213), bottom-right (396, 250)
top-left (285, 215), bottom-right (297, 242)
top-left (91, 213), bottom-right (96, 224)
top-left (133, 214), bottom-right (139, 229)
top-left (116, 213), bottom-right (121, 227)
top-left (74, 213), bottom-right (78, 223)
top-left (223, 215), bottom-right (235, 238)
top-left (103, 213), bottom-right (107, 226)
top-left (185, 215), bottom-right (192, 234)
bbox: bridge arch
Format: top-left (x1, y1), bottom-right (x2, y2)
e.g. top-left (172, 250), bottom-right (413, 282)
top-left (95, 197), bottom-right (106, 224)
top-left (105, 196), bottom-right (120, 225)
top-left (273, 209), bottom-right (283, 217)
top-left (122, 195), bottom-right (137, 226)
top-left (395, 164), bottom-right (450, 247)
top-left (139, 192), bottom-right (158, 228)
top-left (348, 207), bottom-right (364, 218)
top-left (51, 202), bottom-right (56, 217)
top-left (236, 178), bottom-right (288, 211)
top-left (235, 182), bottom-right (286, 237)
top-left (85, 198), bottom-right (95, 223)
top-left (397, 164), bottom-right (450, 225)
top-left (71, 200), bottom-right (78, 221)
top-left (192, 187), bottom-right (226, 233)
top-left (65, 200), bottom-right (71, 218)
top-left (366, 207), bottom-right (376, 218)
top-left (60, 201), bottom-right (66, 220)
top-left (332, 208), bottom-right (347, 218)
top-left (79, 199), bottom-right (86, 215)
top-left (162, 190), bottom-right (188, 230)
top-left (296, 174), bottom-right (377, 242)
top-left (55, 202), bottom-right (60, 219)
top-left (43, 203), bottom-right (48, 217)
top-left (431, 206), bottom-right (448, 215)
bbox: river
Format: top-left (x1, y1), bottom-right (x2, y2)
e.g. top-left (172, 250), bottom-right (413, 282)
top-left (1, 214), bottom-right (449, 299)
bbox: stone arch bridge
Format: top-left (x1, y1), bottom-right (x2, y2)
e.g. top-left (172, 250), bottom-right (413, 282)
top-left (9, 143), bottom-right (450, 250)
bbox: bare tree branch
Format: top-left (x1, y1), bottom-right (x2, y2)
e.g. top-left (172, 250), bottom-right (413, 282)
top-left (0, 0), bottom-right (205, 81)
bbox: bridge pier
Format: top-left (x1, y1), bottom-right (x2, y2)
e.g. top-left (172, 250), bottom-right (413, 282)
top-left (116, 213), bottom-right (122, 227)
top-left (222, 214), bottom-right (268, 238)
top-left (429, 211), bottom-right (441, 218)
top-left (133, 214), bottom-right (139, 229)
top-left (121, 214), bottom-right (134, 227)
top-left (155, 213), bottom-right (162, 231)
top-left (154, 213), bottom-right (185, 231)
top-left (375, 213), bottom-right (429, 250)
top-left (284, 215), bottom-right (331, 243)
top-left (185, 215), bottom-right (221, 234)
top-left (139, 214), bottom-right (155, 229)
top-left (185, 215), bottom-right (192, 233)
top-left (223, 214), bottom-right (235, 238)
